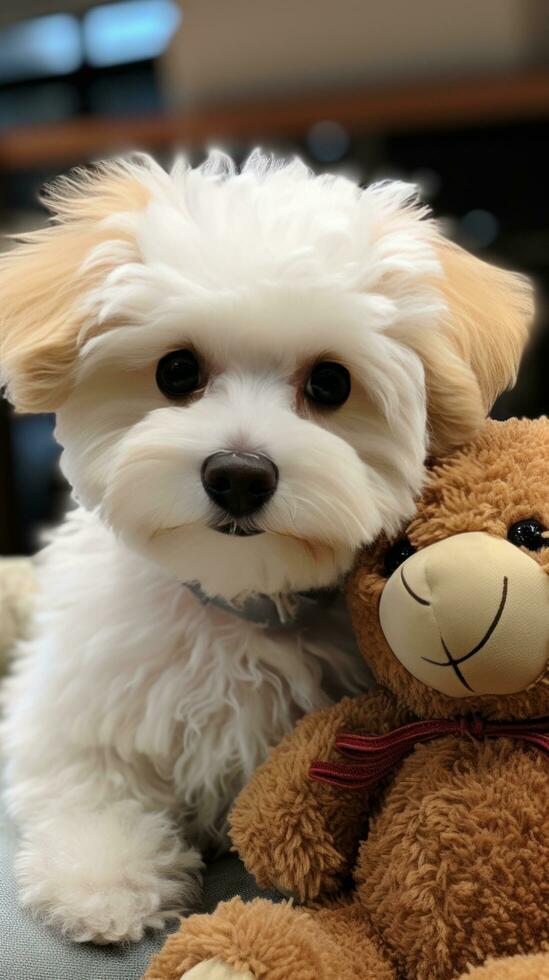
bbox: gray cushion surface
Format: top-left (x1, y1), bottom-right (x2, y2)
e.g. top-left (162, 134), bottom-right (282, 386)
top-left (0, 800), bottom-right (279, 979)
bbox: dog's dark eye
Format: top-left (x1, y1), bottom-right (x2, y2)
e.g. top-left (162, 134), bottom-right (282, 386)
top-left (305, 361), bottom-right (351, 408)
top-left (383, 535), bottom-right (416, 577)
top-left (507, 518), bottom-right (549, 551)
top-left (156, 349), bottom-right (201, 399)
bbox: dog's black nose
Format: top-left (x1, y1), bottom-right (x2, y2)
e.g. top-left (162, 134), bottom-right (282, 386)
top-left (201, 452), bottom-right (279, 518)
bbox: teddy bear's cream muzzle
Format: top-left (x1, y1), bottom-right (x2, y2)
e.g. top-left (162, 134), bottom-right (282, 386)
top-left (379, 531), bottom-right (549, 697)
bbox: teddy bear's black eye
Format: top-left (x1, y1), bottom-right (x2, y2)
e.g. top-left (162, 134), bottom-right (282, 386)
top-left (305, 362), bottom-right (351, 408)
top-left (156, 349), bottom-right (201, 399)
top-left (383, 536), bottom-right (417, 577)
top-left (507, 518), bottom-right (549, 551)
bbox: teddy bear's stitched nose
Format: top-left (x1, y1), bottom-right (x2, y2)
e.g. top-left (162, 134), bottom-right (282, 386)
top-left (379, 531), bottom-right (549, 698)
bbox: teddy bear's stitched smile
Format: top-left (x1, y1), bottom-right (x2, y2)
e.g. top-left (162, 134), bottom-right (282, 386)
top-left (420, 576), bottom-right (509, 692)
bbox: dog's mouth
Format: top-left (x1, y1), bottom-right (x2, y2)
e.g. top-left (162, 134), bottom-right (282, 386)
top-left (213, 522), bottom-right (264, 538)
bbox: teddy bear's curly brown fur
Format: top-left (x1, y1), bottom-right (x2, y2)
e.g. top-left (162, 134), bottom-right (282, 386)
top-left (145, 418), bottom-right (549, 980)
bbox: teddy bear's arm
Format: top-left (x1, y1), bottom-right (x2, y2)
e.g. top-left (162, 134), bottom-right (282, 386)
top-left (229, 688), bottom-right (406, 902)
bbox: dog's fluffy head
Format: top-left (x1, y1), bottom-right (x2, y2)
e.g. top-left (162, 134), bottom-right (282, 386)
top-left (0, 152), bottom-right (533, 597)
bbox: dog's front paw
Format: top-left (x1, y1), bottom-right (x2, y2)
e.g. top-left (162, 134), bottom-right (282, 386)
top-left (183, 960), bottom-right (255, 979)
top-left (16, 803), bottom-right (203, 942)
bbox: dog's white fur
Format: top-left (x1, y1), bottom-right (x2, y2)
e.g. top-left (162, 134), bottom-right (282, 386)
top-left (0, 151), bottom-right (533, 943)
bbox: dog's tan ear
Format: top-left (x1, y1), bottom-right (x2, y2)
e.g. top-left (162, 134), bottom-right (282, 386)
top-left (414, 239), bottom-right (534, 453)
top-left (0, 160), bottom-right (151, 413)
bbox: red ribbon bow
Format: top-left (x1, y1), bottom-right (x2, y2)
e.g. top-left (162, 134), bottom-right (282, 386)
top-left (309, 715), bottom-right (549, 791)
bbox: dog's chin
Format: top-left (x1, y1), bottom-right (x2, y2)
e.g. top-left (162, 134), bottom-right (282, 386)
top-left (137, 522), bottom-right (355, 600)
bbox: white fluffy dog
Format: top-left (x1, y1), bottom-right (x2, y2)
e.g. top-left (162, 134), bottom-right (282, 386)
top-left (0, 151), bottom-right (532, 943)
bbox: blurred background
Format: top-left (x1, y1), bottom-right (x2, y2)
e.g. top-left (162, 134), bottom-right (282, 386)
top-left (1, 0), bottom-right (549, 554)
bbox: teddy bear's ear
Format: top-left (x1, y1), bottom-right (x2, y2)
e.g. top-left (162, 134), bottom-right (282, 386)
top-left (0, 158), bottom-right (152, 414)
top-left (418, 239), bottom-right (534, 453)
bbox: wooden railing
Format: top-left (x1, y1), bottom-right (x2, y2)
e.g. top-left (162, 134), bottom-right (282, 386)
top-left (1, 67), bottom-right (549, 169)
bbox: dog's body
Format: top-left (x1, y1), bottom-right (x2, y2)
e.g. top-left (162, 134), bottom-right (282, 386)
top-left (3, 506), bottom-right (370, 942)
top-left (0, 152), bottom-right (533, 942)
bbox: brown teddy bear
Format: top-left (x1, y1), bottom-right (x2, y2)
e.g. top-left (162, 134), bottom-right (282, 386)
top-left (144, 417), bottom-right (549, 980)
